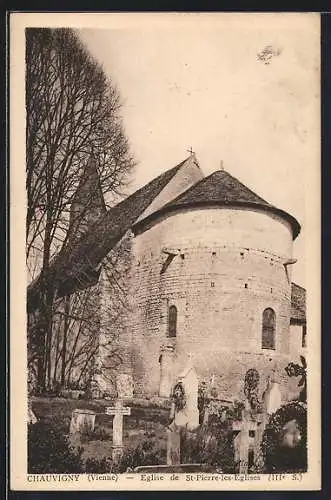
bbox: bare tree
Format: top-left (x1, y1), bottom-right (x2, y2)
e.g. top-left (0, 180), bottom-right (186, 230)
top-left (26, 28), bottom-right (135, 391)
top-left (41, 232), bottom-right (133, 392)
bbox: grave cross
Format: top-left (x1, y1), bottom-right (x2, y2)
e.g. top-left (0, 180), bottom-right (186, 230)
top-left (232, 417), bottom-right (257, 474)
top-left (166, 425), bottom-right (181, 466)
top-left (253, 412), bottom-right (269, 471)
top-left (105, 399), bottom-right (131, 463)
top-left (232, 411), bottom-right (269, 474)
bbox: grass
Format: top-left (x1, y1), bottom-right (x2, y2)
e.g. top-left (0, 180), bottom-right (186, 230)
top-left (31, 397), bottom-right (168, 466)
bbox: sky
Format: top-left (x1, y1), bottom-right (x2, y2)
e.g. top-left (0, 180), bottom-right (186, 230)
top-left (77, 14), bottom-right (320, 287)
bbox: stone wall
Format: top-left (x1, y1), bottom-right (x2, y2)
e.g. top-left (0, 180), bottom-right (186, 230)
top-left (289, 324), bottom-right (307, 358)
top-left (95, 232), bottom-right (134, 395)
top-left (128, 206), bottom-right (295, 399)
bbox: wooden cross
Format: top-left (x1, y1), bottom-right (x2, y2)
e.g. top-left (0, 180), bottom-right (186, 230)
top-left (105, 399), bottom-right (131, 462)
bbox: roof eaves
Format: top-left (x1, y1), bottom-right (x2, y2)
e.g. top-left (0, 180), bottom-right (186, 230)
top-left (133, 199), bottom-right (301, 239)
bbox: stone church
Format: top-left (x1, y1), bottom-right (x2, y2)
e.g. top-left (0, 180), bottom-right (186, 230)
top-left (93, 154), bottom-right (306, 401)
top-left (28, 153), bottom-right (307, 401)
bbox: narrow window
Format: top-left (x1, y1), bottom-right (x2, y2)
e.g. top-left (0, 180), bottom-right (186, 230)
top-left (262, 308), bottom-right (276, 350)
top-left (302, 324), bottom-right (307, 348)
top-left (168, 305), bottom-right (177, 338)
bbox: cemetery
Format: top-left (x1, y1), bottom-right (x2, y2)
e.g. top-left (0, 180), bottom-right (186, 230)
top-left (26, 154), bottom-right (308, 477)
top-left (28, 357), bottom-right (307, 475)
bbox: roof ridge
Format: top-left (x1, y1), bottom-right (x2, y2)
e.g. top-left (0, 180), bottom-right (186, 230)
top-left (118, 156), bottom-right (195, 201)
top-left (27, 154), bottom-right (197, 306)
top-left (160, 168), bottom-right (216, 209)
top-left (120, 156), bottom-right (189, 202)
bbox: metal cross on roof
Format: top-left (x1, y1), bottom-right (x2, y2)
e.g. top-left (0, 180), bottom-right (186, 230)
top-left (187, 147), bottom-right (195, 156)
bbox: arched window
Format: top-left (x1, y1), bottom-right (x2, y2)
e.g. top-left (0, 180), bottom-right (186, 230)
top-left (168, 305), bottom-right (177, 338)
top-left (302, 324), bottom-right (307, 348)
top-left (262, 308), bottom-right (276, 350)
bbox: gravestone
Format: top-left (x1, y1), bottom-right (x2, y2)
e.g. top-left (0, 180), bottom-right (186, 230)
top-left (252, 377), bottom-right (282, 470)
top-left (209, 373), bottom-right (219, 398)
top-left (116, 373), bottom-right (134, 399)
top-left (175, 361), bottom-right (199, 431)
top-left (69, 409), bottom-right (96, 435)
top-left (262, 377), bottom-right (282, 415)
top-left (232, 378), bottom-right (284, 473)
top-left (105, 399), bottom-right (131, 463)
top-left (166, 360), bottom-right (200, 465)
top-left (90, 380), bottom-right (102, 399)
top-left (159, 345), bottom-right (175, 397)
top-left (232, 412), bottom-right (257, 473)
top-left (166, 424), bottom-right (181, 465)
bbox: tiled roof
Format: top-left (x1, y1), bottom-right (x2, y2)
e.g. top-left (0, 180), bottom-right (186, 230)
top-left (27, 159), bottom-right (304, 316)
top-left (27, 157), bottom-right (190, 309)
top-left (291, 282), bottom-right (306, 323)
top-left (169, 169), bottom-right (269, 206)
top-left (144, 170), bottom-right (300, 239)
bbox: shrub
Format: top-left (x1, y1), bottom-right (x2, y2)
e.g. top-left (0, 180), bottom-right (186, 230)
top-left (84, 457), bottom-right (113, 473)
top-left (181, 425), bottom-right (235, 472)
top-left (28, 421), bottom-right (84, 473)
top-left (80, 425), bottom-right (112, 443)
top-left (116, 439), bottom-right (166, 472)
top-left (261, 401), bottom-right (307, 473)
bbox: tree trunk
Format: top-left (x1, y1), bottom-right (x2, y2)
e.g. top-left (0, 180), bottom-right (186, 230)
top-left (61, 294), bottom-right (70, 388)
top-left (52, 315), bottom-right (62, 387)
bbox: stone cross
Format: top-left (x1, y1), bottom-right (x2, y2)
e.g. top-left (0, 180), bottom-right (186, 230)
top-left (233, 407), bottom-right (271, 473)
top-left (166, 424), bottom-right (181, 466)
top-left (166, 395), bottom-right (181, 466)
top-left (232, 416), bottom-right (257, 474)
top-left (105, 399), bottom-right (131, 463)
